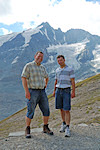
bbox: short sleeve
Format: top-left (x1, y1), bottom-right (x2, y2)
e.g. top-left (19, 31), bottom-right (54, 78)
top-left (69, 68), bottom-right (75, 79)
top-left (43, 67), bottom-right (48, 78)
top-left (21, 64), bottom-right (30, 79)
top-left (55, 71), bottom-right (57, 79)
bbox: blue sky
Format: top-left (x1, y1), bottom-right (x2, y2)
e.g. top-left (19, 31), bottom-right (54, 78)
top-left (0, 0), bottom-right (100, 36)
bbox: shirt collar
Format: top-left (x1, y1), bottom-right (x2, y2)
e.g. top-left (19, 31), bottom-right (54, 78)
top-left (60, 64), bottom-right (68, 69)
top-left (32, 60), bottom-right (41, 66)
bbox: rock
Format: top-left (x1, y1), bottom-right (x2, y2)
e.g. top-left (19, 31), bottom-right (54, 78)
top-left (78, 123), bottom-right (88, 127)
top-left (91, 123), bottom-right (100, 127)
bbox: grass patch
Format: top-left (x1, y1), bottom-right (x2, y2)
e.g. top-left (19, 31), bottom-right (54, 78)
top-left (72, 96), bottom-right (100, 108)
top-left (86, 117), bottom-right (100, 124)
top-left (86, 111), bottom-right (89, 114)
top-left (88, 107), bottom-right (93, 110)
top-left (75, 74), bottom-right (100, 88)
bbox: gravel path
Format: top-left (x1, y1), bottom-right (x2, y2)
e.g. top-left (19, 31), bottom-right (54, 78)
top-left (0, 125), bottom-right (100, 150)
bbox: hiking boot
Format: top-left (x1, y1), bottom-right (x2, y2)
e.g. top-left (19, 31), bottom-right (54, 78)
top-left (43, 124), bottom-right (54, 135)
top-left (25, 126), bottom-right (31, 138)
top-left (65, 126), bottom-right (70, 137)
top-left (59, 123), bottom-right (67, 132)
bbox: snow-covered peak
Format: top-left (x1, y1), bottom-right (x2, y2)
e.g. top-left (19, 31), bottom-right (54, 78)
top-left (0, 32), bottom-right (18, 46)
top-left (22, 25), bottom-right (43, 47)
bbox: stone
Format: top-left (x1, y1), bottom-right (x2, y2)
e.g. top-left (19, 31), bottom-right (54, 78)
top-left (9, 128), bottom-right (43, 137)
top-left (78, 123), bottom-right (88, 127)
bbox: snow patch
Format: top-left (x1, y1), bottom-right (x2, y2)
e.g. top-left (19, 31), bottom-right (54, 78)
top-left (46, 39), bottom-right (90, 70)
top-left (91, 45), bottom-right (100, 72)
top-left (11, 56), bottom-right (19, 64)
top-left (47, 42), bottom-right (87, 70)
top-left (63, 35), bottom-right (66, 42)
top-left (46, 56), bottom-right (54, 64)
top-left (52, 30), bottom-right (56, 41)
top-left (43, 28), bottom-right (50, 40)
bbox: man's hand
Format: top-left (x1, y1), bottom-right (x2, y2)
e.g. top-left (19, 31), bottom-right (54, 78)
top-left (45, 78), bottom-right (49, 89)
top-left (71, 78), bottom-right (75, 98)
top-left (53, 91), bottom-right (55, 97)
top-left (25, 90), bottom-right (31, 99)
top-left (22, 77), bottom-right (31, 99)
top-left (45, 84), bottom-right (47, 88)
top-left (71, 91), bottom-right (75, 98)
top-left (53, 79), bottom-right (57, 97)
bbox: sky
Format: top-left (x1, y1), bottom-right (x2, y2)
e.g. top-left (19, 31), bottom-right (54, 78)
top-left (0, 0), bottom-right (100, 36)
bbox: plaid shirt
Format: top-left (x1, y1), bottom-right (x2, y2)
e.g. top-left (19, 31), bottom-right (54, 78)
top-left (21, 61), bottom-right (48, 89)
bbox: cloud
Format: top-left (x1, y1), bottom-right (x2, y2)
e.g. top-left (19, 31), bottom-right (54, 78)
top-left (0, 0), bottom-right (100, 35)
top-left (86, 0), bottom-right (100, 3)
top-left (0, 0), bottom-right (12, 16)
top-left (0, 28), bottom-right (12, 35)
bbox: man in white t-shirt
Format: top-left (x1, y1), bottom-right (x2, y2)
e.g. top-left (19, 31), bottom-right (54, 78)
top-left (53, 55), bottom-right (75, 137)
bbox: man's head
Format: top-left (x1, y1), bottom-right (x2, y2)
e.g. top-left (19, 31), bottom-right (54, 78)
top-left (34, 51), bottom-right (44, 65)
top-left (57, 55), bottom-right (65, 67)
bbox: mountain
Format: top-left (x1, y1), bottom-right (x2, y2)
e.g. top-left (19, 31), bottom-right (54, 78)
top-left (0, 22), bottom-right (100, 120)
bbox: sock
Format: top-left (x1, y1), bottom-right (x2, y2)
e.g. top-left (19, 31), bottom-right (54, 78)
top-left (66, 125), bottom-right (69, 128)
top-left (63, 121), bottom-right (66, 125)
top-left (44, 124), bottom-right (48, 126)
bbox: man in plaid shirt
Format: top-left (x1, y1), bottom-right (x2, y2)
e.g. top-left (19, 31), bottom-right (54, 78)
top-left (21, 51), bottom-right (53, 138)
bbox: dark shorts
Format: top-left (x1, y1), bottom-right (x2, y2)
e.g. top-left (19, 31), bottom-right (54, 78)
top-left (55, 87), bottom-right (71, 111)
top-left (26, 89), bottom-right (50, 119)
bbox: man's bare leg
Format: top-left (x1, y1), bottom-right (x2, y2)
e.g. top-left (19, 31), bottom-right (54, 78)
top-left (25, 116), bottom-right (31, 126)
top-left (65, 110), bottom-right (70, 137)
top-left (59, 109), bottom-right (66, 132)
top-left (43, 116), bottom-right (49, 125)
top-left (65, 110), bottom-right (70, 125)
top-left (60, 109), bottom-right (65, 122)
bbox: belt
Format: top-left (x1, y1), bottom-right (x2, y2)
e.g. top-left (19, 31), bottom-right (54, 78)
top-left (57, 87), bottom-right (70, 90)
top-left (29, 87), bottom-right (45, 90)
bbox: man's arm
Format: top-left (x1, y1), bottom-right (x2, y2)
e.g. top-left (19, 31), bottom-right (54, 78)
top-left (53, 79), bottom-right (57, 97)
top-left (45, 77), bottom-right (49, 88)
top-left (22, 77), bottom-right (30, 99)
top-left (70, 78), bottom-right (75, 98)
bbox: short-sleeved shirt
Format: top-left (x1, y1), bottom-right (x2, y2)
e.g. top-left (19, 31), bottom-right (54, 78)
top-left (55, 65), bottom-right (75, 88)
top-left (21, 61), bottom-right (48, 89)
